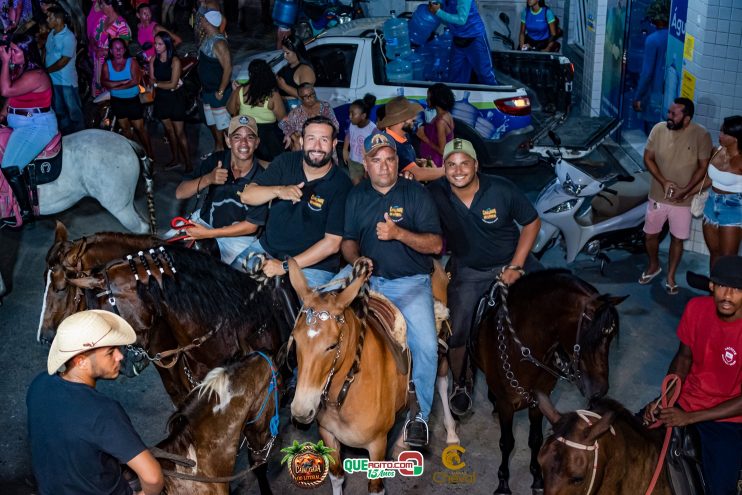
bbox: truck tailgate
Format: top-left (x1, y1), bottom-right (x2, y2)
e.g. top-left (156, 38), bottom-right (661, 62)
top-left (530, 114), bottom-right (621, 159)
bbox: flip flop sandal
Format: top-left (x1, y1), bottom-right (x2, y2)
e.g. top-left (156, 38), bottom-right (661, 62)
top-left (638, 268), bottom-right (662, 285)
top-left (665, 283), bottom-right (679, 295)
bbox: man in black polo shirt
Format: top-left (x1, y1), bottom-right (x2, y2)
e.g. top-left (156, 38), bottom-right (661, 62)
top-left (173, 115), bottom-right (267, 268)
top-left (340, 131), bottom-right (443, 446)
top-left (428, 138), bottom-right (542, 415)
top-left (239, 115), bottom-right (352, 287)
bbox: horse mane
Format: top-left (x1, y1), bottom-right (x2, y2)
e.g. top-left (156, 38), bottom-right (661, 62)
top-left (580, 294), bottom-right (621, 354)
top-left (138, 245), bottom-right (274, 332)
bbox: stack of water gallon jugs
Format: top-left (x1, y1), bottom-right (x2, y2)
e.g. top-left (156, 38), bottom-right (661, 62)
top-left (384, 5), bottom-right (453, 83)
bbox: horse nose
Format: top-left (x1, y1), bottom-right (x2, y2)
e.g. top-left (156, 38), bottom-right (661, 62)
top-left (291, 408), bottom-right (316, 424)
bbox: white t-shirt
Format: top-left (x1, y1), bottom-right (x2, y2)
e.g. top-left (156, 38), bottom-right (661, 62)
top-left (348, 121), bottom-right (377, 163)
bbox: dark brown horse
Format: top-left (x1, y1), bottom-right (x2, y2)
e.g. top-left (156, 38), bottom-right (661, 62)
top-left (42, 245), bottom-right (285, 405)
top-left (155, 352), bottom-right (280, 495)
top-left (537, 393), bottom-right (671, 495)
top-left (38, 221), bottom-right (160, 343)
top-left (472, 269), bottom-right (627, 494)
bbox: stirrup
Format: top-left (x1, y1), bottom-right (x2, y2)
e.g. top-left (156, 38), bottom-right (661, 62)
top-left (449, 385), bottom-right (473, 416)
top-left (403, 415), bottom-right (429, 447)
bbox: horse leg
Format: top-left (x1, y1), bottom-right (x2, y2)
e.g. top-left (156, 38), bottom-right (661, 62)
top-left (436, 359), bottom-right (460, 444)
top-left (367, 437), bottom-right (388, 494)
top-left (527, 406), bottom-right (544, 494)
top-left (495, 405), bottom-right (515, 494)
top-left (319, 426), bottom-right (345, 495)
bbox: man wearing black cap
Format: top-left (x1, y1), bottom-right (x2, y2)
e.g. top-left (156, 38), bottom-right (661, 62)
top-left (173, 115), bottom-right (267, 268)
top-left (338, 131), bottom-right (443, 446)
top-left (428, 138), bottom-right (542, 415)
top-left (643, 255), bottom-right (742, 495)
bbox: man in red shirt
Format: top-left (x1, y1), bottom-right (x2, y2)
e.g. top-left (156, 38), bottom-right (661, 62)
top-left (645, 255), bottom-right (742, 494)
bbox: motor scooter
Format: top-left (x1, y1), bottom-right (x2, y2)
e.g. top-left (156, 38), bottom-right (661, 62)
top-left (294, 0), bottom-right (365, 42)
top-left (532, 131), bottom-right (652, 271)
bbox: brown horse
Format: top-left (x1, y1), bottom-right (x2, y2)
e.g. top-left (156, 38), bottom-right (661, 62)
top-left (288, 259), bottom-right (409, 494)
top-left (38, 221), bottom-right (160, 343)
top-left (537, 392), bottom-right (671, 495)
top-left (155, 352), bottom-right (280, 495)
top-left (472, 269), bottom-right (627, 494)
top-left (43, 245), bottom-right (284, 405)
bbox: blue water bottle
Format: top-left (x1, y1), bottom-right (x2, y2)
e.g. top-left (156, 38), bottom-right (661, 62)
top-left (405, 49), bottom-right (425, 80)
top-left (272, 0), bottom-right (299, 29)
top-left (408, 3), bottom-right (440, 47)
top-left (384, 10), bottom-right (412, 60)
top-left (386, 57), bottom-right (414, 83)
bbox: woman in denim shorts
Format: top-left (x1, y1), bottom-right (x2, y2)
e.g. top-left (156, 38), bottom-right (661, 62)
top-left (703, 116), bottom-right (742, 269)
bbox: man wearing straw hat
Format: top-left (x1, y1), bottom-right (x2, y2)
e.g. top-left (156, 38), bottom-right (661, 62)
top-left (27, 310), bottom-right (164, 495)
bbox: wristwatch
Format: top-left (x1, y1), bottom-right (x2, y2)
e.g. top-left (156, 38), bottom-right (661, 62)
top-left (282, 260), bottom-right (289, 272)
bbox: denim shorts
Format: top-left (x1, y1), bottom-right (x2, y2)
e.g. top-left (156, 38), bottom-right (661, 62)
top-left (703, 190), bottom-right (742, 227)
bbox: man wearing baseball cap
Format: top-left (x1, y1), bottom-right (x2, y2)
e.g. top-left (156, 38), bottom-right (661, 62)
top-left (173, 114), bottom-right (267, 268)
top-left (27, 310), bottom-right (164, 495)
top-left (339, 131), bottom-right (443, 446)
top-left (198, 8), bottom-right (232, 154)
top-left (428, 138), bottom-right (542, 415)
top-left (642, 255), bottom-right (742, 494)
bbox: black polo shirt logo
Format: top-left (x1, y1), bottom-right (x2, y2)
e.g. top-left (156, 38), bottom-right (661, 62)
top-left (389, 205), bottom-right (404, 222)
top-left (481, 207), bottom-right (498, 224)
top-left (308, 194), bottom-right (325, 211)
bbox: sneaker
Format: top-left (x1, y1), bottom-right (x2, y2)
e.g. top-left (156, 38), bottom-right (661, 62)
top-left (449, 385), bottom-right (473, 416)
top-left (404, 414), bottom-right (429, 447)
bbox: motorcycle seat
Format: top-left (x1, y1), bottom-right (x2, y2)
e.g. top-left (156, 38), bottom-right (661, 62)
top-left (591, 170), bottom-right (650, 218)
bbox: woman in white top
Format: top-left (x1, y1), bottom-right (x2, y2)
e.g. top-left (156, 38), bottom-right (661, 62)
top-left (703, 115), bottom-right (742, 269)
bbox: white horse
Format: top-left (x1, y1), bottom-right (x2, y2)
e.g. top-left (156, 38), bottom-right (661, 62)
top-left (15, 129), bottom-right (155, 234)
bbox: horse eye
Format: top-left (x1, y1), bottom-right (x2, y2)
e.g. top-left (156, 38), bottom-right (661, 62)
top-left (569, 476), bottom-right (585, 485)
top-left (325, 342), bottom-right (338, 352)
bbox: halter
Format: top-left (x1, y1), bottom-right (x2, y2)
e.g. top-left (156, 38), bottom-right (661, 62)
top-left (554, 410), bottom-right (616, 495)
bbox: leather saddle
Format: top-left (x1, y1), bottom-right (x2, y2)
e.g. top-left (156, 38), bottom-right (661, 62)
top-left (0, 127), bottom-right (63, 186)
top-left (665, 426), bottom-right (706, 495)
top-left (366, 291), bottom-right (410, 376)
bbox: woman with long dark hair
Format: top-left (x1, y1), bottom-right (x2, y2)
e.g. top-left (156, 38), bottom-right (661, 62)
top-left (276, 34), bottom-right (315, 100)
top-left (101, 37), bottom-right (153, 157)
top-left (149, 31), bottom-right (191, 170)
top-left (227, 58), bottom-right (286, 161)
top-left (518, 0), bottom-right (559, 52)
top-left (417, 82), bottom-right (455, 167)
top-left (0, 33), bottom-right (58, 222)
top-left (702, 116), bottom-right (742, 269)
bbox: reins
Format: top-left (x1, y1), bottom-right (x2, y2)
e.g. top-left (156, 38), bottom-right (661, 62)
top-left (644, 373), bottom-right (681, 495)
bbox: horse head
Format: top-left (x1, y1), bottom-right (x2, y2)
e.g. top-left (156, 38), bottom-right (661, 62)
top-left (39, 221), bottom-right (88, 344)
top-left (287, 258), bottom-right (370, 424)
top-left (574, 294), bottom-right (628, 402)
top-left (536, 391), bottom-right (618, 495)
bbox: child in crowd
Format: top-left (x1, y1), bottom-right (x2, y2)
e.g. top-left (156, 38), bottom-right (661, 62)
top-left (342, 93), bottom-right (377, 184)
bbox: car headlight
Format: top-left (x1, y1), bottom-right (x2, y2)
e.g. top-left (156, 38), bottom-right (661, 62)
top-left (545, 199), bottom-right (578, 214)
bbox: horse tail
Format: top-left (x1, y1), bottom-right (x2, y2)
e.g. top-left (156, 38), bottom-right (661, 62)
top-left (126, 139), bottom-right (157, 236)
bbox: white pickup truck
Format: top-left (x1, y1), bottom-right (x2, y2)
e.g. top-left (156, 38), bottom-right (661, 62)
top-left (238, 18), bottom-right (618, 167)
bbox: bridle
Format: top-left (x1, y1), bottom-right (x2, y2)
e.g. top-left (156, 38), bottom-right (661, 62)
top-left (554, 410), bottom-right (616, 495)
top-left (294, 305), bottom-right (366, 409)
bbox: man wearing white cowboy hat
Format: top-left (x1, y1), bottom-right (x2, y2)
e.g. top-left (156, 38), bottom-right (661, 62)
top-left (377, 96), bottom-right (446, 182)
top-left (27, 310), bottom-right (164, 495)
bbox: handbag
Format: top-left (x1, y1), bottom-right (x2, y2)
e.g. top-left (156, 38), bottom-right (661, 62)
top-left (690, 146), bottom-right (723, 218)
top-left (690, 176), bottom-right (708, 218)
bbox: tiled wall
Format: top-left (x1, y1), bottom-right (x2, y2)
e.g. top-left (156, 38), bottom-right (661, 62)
top-left (677, 0), bottom-right (742, 255)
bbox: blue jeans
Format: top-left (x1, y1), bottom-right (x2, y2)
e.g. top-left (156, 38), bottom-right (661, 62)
top-left (448, 33), bottom-right (498, 85)
top-left (694, 421), bottom-right (742, 495)
top-left (703, 190), bottom-right (742, 228)
top-left (371, 274), bottom-right (438, 420)
top-left (244, 241), bottom-right (335, 288)
top-left (1, 112), bottom-right (59, 170)
top-left (52, 84), bottom-right (84, 135)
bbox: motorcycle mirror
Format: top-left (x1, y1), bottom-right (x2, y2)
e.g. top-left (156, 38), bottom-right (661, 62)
top-left (548, 130), bottom-right (561, 146)
top-left (499, 12), bottom-right (510, 25)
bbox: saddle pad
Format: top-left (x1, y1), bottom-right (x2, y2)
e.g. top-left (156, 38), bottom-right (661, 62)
top-left (367, 291), bottom-right (409, 375)
top-left (25, 149), bottom-right (63, 186)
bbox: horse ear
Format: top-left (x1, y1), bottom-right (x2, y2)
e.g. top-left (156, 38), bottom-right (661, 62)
top-left (537, 391), bottom-right (562, 425)
top-left (54, 221), bottom-right (68, 244)
top-left (335, 274), bottom-right (367, 309)
top-left (585, 410), bottom-right (616, 443)
top-left (601, 294), bottom-right (629, 307)
top-left (66, 274), bottom-right (106, 290)
top-left (287, 258), bottom-right (311, 301)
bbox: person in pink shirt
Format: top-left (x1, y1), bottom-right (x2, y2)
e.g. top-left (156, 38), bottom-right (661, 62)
top-left (135, 3), bottom-right (180, 61)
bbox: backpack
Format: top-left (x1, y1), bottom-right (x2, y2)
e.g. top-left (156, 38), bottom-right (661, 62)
top-left (0, 172), bottom-right (22, 228)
